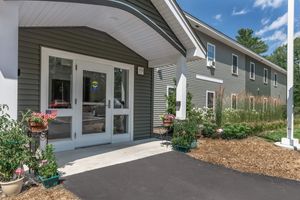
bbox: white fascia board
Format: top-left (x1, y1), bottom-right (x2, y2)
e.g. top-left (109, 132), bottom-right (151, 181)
top-left (148, 54), bottom-right (180, 68)
top-left (196, 74), bottom-right (223, 84)
top-left (186, 14), bottom-right (287, 75)
top-left (152, 0), bottom-right (206, 60)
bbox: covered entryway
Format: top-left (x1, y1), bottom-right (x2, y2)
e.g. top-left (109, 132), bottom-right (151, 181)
top-left (41, 47), bottom-right (134, 151)
top-left (0, 0), bottom-right (205, 151)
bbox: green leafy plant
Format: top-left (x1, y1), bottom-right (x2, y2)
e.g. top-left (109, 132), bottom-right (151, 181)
top-left (0, 105), bottom-right (32, 182)
top-left (165, 78), bottom-right (193, 116)
top-left (171, 120), bottom-right (198, 150)
top-left (37, 144), bottom-right (58, 179)
top-left (221, 123), bottom-right (251, 140)
top-left (202, 122), bottom-right (218, 138)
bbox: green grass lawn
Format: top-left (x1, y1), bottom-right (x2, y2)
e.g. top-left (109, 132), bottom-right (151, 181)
top-left (258, 125), bottom-right (300, 142)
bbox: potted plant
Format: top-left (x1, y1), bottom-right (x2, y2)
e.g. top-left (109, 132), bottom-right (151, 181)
top-left (160, 114), bottom-right (175, 127)
top-left (171, 119), bottom-right (198, 152)
top-left (0, 105), bottom-right (32, 196)
top-left (27, 112), bottom-right (57, 133)
top-left (37, 144), bottom-right (60, 188)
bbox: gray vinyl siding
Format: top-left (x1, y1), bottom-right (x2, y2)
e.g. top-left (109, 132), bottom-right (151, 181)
top-left (153, 27), bottom-right (287, 127)
top-left (18, 27), bottom-right (152, 140)
top-left (245, 56), bottom-right (271, 97)
top-left (153, 65), bottom-right (176, 127)
top-left (270, 69), bottom-right (287, 103)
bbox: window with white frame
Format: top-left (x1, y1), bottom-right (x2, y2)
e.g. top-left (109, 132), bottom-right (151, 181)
top-left (249, 96), bottom-right (255, 110)
top-left (263, 98), bottom-right (268, 111)
top-left (274, 73), bottom-right (278, 87)
top-left (207, 43), bottom-right (215, 65)
top-left (232, 54), bottom-right (238, 75)
top-left (264, 68), bottom-right (268, 84)
top-left (231, 94), bottom-right (237, 109)
top-left (250, 62), bottom-right (255, 80)
top-left (206, 91), bottom-right (215, 109)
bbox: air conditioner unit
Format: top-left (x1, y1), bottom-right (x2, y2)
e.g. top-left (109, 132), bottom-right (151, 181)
top-left (207, 60), bottom-right (216, 68)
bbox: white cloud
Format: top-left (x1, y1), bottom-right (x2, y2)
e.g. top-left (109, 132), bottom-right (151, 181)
top-left (254, 0), bottom-right (284, 9)
top-left (256, 12), bottom-right (287, 36)
top-left (261, 18), bottom-right (270, 25)
top-left (263, 30), bottom-right (286, 42)
top-left (232, 8), bottom-right (248, 16)
top-left (214, 14), bottom-right (222, 21)
top-left (295, 31), bottom-right (300, 38)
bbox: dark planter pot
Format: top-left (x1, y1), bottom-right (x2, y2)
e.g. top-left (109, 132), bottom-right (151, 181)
top-left (39, 174), bottom-right (60, 188)
top-left (173, 145), bottom-right (191, 153)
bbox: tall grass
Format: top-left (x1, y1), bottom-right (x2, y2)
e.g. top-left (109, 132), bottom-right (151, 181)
top-left (222, 92), bottom-right (285, 124)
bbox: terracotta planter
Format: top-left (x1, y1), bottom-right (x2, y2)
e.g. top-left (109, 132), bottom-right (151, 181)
top-left (163, 119), bottom-right (173, 127)
top-left (0, 177), bottom-right (24, 197)
top-left (29, 121), bottom-right (48, 133)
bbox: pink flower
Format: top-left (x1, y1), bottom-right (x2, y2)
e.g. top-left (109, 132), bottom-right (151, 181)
top-left (15, 167), bottom-right (24, 176)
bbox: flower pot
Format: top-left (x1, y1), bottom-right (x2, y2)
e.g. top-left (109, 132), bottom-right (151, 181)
top-left (0, 177), bottom-right (24, 197)
top-left (39, 174), bottom-right (60, 188)
top-left (173, 145), bottom-right (191, 153)
top-left (29, 121), bottom-right (48, 133)
top-left (163, 119), bottom-right (173, 127)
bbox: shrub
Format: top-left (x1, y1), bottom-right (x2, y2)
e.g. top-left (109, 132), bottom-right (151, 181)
top-left (37, 144), bottom-right (58, 179)
top-left (0, 105), bottom-right (32, 182)
top-left (171, 119), bottom-right (198, 149)
top-left (221, 123), bottom-right (251, 140)
top-left (165, 79), bottom-right (193, 116)
top-left (189, 107), bottom-right (214, 124)
top-left (202, 122), bottom-right (217, 138)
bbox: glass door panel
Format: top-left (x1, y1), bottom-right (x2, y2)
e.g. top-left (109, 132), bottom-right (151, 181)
top-left (82, 71), bottom-right (106, 135)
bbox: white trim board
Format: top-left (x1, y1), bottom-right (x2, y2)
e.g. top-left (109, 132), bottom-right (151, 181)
top-left (196, 74), bottom-right (223, 84)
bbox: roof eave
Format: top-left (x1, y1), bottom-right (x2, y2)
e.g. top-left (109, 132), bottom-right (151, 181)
top-left (185, 13), bottom-right (287, 75)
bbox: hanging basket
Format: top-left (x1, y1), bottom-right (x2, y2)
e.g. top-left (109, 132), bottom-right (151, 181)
top-left (28, 121), bottom-right (48, 133)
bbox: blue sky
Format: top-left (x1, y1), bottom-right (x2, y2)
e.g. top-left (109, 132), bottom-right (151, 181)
top-left (177, 0), bottom-right (300, 55)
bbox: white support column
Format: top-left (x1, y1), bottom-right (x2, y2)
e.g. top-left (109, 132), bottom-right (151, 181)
top-left (175, 55), bottom-right (187, 120)
top-left (0, 4), bottom-right (19, 119)
top-left (276, 0), bottom-right (299, 149)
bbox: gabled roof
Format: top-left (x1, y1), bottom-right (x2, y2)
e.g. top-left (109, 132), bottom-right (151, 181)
top-left (185, 12), bottom-right (287, 74)
top-left (151, 0), bottom-right (206, 60)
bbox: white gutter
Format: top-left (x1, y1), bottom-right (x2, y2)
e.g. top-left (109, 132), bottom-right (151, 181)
top-left (186, 14), bottom-right (287, 75)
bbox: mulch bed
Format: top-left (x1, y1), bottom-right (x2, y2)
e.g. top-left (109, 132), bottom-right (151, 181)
top-left (188, 137), bottom-right (300, 181)
top-left (1, 185), bottom-right (79, 200)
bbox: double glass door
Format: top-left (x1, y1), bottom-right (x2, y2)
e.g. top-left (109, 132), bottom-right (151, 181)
top-left (41, 48), bottom-right (133, 151)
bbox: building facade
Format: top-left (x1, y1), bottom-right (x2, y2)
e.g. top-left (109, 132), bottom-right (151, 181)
top-left (153, 13), bottom-right (287, 127)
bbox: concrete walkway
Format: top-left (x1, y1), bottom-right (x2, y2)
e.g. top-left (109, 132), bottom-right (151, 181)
top-left (56, 139), bottom-right (171, 177)
top-left (64, 151), bottom-right (300, 200)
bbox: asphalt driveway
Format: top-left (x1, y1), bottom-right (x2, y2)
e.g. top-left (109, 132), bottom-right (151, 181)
top-left (64, 151), bottom-right (300, 200)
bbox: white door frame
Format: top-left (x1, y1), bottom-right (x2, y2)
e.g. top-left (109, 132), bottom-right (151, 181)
top-left (75, 60), bottom-right (113, 148)
top-left (41, 47), bottom-right (134, 151)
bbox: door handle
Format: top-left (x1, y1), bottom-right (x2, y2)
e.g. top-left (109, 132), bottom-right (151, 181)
top-left (107, 100), bottom-right (111, 108)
